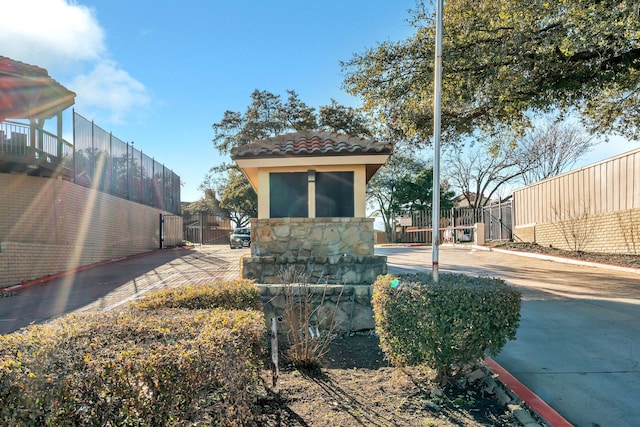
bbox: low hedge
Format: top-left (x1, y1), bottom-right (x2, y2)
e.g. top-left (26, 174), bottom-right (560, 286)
top-left (373, 273), bottom-right (521, 381)
top-left (132, 278), bottom-right (263, 311)
top-left (0, 308), bottom-right (265, 425)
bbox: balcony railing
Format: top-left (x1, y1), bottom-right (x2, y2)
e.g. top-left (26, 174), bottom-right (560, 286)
top-left (0, 120), bottom-right (73, 177)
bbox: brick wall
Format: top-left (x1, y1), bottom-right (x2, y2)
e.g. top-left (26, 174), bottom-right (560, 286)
top-left (0, 174), bottom-right (180, 289)
top-left (513, 225), bottom-right (535, 244)
top-left (515, 207), bottom-right (640, 254)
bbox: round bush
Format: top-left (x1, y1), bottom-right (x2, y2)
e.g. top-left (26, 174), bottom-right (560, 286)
top-left (373, 273), bottom-right (521, 381)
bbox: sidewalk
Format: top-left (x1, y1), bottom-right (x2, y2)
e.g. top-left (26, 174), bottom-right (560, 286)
top-left (380, 244), bottom-right (640, 427)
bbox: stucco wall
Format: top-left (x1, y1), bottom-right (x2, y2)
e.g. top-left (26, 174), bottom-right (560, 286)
top-left (0, 173), bottom-right (181, 289)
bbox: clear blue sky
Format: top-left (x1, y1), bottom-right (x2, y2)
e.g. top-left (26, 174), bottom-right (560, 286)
top-left (1, 0), bottom-right (634, 202)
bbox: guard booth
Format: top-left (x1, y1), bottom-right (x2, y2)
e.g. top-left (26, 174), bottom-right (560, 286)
top-left (231, 130), bottom-right (392, 284)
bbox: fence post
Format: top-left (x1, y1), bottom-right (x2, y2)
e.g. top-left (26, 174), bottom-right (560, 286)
top-left (474, 223), bottom-right (485, 246)
top-left (159, 213), bottom-right (164, 249)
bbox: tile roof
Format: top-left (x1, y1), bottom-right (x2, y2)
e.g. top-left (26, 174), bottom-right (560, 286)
top-left (230, 131), bottom-right (393, 159)
top-left (0, 56), bottom-right (76, 121)
top-left (0, 56), bottom-right (49, 77)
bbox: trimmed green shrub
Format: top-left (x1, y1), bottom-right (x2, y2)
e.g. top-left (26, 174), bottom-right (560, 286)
top-left (0, 308), bottom-right (265, 426)
top-left (373, 273), bottom-right (521, 381)
top-left (132, 278), bottom-right (262, 311)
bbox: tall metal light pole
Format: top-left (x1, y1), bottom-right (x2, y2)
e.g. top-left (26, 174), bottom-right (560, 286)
top-left (431, 0), bottom-right (444, 282)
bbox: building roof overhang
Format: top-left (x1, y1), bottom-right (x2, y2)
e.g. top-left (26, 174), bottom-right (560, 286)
top-left (0, 56), bottom-right (76, 122)
top-left (231, 131), bottom-right (393, 190)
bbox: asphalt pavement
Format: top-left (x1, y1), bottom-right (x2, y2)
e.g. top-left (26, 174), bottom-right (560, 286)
top-left (2, 244), bottom-right (639, 427)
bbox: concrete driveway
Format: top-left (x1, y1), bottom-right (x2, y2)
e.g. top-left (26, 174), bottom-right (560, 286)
top-left (378, 245), bottom-right (640, 427)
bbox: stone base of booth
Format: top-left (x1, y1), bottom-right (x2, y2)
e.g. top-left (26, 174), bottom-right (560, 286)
top-left (245, 217), bottom-right (387, 285)
top-left (242, 254), bottom-right (387, 285)
top-left (257, 283), bottom-right (375, 333)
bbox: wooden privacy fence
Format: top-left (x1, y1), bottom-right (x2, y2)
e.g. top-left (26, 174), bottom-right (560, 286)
top-left (182, 213), bottom-right (233, 245)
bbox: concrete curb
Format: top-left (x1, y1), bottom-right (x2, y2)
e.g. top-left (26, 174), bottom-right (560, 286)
top-left (471, 244), bottom-right (640, 275)
top-left (378, 242), bottom-right (640, 275)
top-left (0, 246), bottom-right (194, 293)
top-left (483, 357), bottom-right (573, 427)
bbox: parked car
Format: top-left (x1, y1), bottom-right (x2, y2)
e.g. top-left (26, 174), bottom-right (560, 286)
top-left (229, 227), bottom-right (251, 249)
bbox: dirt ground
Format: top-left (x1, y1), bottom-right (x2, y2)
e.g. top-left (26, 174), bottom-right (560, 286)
top-left (256, 334), bottom-right (520, 427)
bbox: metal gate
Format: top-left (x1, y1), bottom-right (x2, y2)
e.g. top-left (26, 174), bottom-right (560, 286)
top-left (396, 208), bottom-right (482, 244)
top-left (160, 214), bottom-right (183, 248)
top-left (482, 200), bottom-right (512, 241)
top-left (395, 202), bottom-right (512, 244)
top-left (182, 213), bottom-right (233, 245)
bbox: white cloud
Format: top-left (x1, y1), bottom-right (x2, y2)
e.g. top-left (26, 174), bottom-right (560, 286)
top-left (71, 60), bottom-right (150, 124)
top-left (0, 0), bottom-right (105, 70)
top-left (0, 0), bottom-right (151, 126)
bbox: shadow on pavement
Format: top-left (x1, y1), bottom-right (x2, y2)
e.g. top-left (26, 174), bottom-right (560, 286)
top-left (0, 249), bottom-right (194, 334)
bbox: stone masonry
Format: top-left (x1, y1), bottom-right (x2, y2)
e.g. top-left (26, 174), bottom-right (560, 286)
top-left (241, 217), bottom-right (387, 285)
top-left (258, 283), bottom-right (375, 333)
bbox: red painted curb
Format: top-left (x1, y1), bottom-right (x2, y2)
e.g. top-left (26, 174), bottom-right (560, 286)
top-left (484, 356), bottom-right (573, 427)
top-left (1, 246), bottom-right (193, 293)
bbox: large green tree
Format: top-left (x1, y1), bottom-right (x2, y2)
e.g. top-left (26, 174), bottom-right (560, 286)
top-left (367, 154), bottom-right (426, 240)
top-left (182, 188), bottom-right (226, 216)
top-left (393, 168), bottom-right (455, 213)
top-left (342, 0), bottom-right (640, 143)
top-left (367, 152), bottom-right (454, 241)
top-left (207, 90), bottom-right (375, 226)
top-left (212, 89), bottom-right (372, 155)
top-left (200, 164), bottom-right (257, 228)
top-left (219, 167), bottom-right (257, 228)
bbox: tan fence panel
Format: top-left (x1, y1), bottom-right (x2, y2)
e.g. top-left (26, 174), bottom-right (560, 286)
top-left (513, 147), bottom-right (640, 253)
top-left (514, 148), bottom-right (640, 225)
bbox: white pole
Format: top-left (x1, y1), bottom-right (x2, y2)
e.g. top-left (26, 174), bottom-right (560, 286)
top-left (270, 317), bottom-right (279, 392)
top-left (432, 0), bottom-right (444, 282)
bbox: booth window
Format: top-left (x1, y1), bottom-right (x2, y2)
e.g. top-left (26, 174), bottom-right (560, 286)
top-left (270, 172), bottom-right (308, 217)
top-left (315, 171), bottom-right (354, 217)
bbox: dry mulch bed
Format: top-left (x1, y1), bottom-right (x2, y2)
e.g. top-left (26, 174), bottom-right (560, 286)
top-left (254, 243), bottom-right (640, 426)
top-left (256, 334), bottom-right (520, 426)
